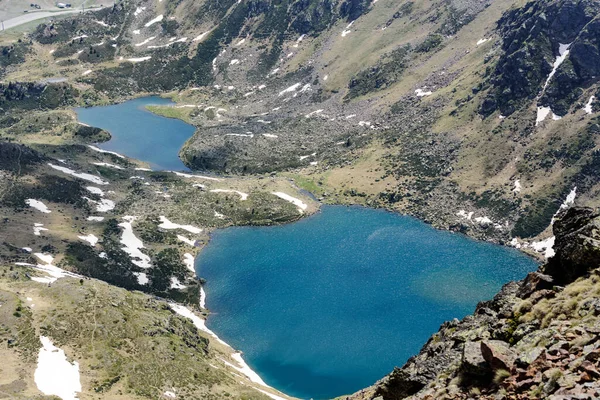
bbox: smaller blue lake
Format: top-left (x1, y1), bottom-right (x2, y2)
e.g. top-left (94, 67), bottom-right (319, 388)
top-left (75, 96), bottom-right (196, 171)
top-left (197, 206), bottom-right (538, 399)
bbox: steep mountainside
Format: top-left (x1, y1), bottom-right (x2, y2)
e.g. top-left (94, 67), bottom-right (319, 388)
top-left (2, 0), bottom-right (599, 246)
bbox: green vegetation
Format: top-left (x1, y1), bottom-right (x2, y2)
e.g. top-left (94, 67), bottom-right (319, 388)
top-left (346, 45), bottom-right (412, 100)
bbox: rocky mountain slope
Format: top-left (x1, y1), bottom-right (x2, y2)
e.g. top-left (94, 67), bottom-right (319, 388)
top-left (344, 206), bottom-right (600, 399)
top-left (2, 0), bottom-right (599, 246)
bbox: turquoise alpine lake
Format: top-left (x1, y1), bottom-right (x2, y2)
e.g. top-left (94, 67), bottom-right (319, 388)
top-left (197, 206), bottom-right (538, 399)
top-left (75, 96), bottom-right (196, 171)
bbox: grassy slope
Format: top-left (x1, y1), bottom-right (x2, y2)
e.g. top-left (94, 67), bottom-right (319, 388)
top-left (0, 264), bottom-right (273, 399)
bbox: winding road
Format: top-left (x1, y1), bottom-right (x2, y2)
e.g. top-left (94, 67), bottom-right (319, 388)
top-left (1, 9), bottom-right (84, 32)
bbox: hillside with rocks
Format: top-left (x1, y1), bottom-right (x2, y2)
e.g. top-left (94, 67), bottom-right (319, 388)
top-left (2, 0), bottom-right (599, 247)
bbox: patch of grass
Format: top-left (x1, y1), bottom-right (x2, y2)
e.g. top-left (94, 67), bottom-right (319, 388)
top-left (146, 105), bottom-right (192, 123)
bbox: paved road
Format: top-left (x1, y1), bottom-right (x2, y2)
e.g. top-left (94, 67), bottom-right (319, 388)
top-left (1, 9), bottom-right (84, 31)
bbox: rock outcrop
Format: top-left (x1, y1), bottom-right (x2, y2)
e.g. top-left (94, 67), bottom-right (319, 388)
top-left (346, 207), bottom-right (600, 400)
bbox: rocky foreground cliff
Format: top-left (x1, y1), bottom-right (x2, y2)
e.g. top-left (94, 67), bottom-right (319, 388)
top-left (346, 206), bottom-right (600, 400)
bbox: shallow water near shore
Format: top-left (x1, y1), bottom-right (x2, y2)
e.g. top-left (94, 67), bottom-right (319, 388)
top-left (197, 205), bottom-right (538, 399)
top-left (75, 96), bottom-right (195, 170)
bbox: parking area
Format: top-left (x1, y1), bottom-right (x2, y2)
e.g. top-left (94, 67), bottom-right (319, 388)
top-left (0, 0), bottom-right (112, 25)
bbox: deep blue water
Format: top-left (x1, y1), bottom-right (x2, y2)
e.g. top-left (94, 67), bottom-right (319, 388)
top-left (75, 96), bottom-right (196, 170)
top-left (197, 206), bottom-right (538, 399)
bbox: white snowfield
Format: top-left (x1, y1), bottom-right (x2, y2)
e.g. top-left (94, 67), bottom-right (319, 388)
top-left (87, 216), bottom-right (105, 222)
top-left (118, 216), bottom-right (152, 269)
top-left (584, 96), bottom-right (595, 114)
top-left (26, 199), bottom-right (51, 213)
top-left (87, 145), bottom-right (125, 158)
top-left (83, 196), bottom-right (115, 212)
top-left (543, 43), bottom-right (571, 91)
top-left (127, 56), bottom-right (152, 62)
top-left (148, 37), bottom-right (188, 49)
top-left (415, 88), bottom-right (433, 97)
top-left (513, 179), bottom-right (522, 193)
top-left (183, 253), bottom-right (195, 273)
top-left (144, 15), bottom-right (164, 27)
top-left (271, 192), bottom-right (308, 213)
top-left (170, 304), bottom-right (227, 345)
top-left (170, 277), bottom-right (186, 289)
top-left (531, 236), bottom-right (556, 259)
top-left (93, 162), bottom-right (124, 170)
top-left (177, 234), bottom-right (196, 246)
top-left (16, 254), bottom-right (81, 284)
top-left (170, 171), bottom-right (222, 181)
top-left (193, 31), bottom-right (210, 42)
top-left (33, 223), bottom-right (49, 236)
top-left (48, 163), bottom-right (109, 185)
top-left (34, 336), bottom-right (81, 400)
top-left (86, 186), bottom-right (105, 196)
top-left (536, 106), bottom-right (562, 126)
top-left (279, 83), bottom-right (301, 96)
top-left (78, 234), bottom-right (99, 246)
top-left (210, 189), bottom-right (249, 201)
top-left (158, 216), bottom-right (202, 234)
top-left (135, 36), bottom-right (156, 46)
top-left (134, 272), bottom-right (149, 285)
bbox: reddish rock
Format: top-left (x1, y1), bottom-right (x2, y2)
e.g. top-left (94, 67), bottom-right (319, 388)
top-left (481, 340), bottom-right (517, 371)
top-left (579, 361), bottom-right (600, 378)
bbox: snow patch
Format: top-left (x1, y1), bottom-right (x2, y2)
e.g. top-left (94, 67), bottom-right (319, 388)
top-left (299, 152), bottom-right (316, 161)
top-left (543, 43), bottom-right (571, 91)
top-left (93, 162), bottom-right (124, 170)
top-left (33, 223), bottom-right (48, 236)
top-left (87, 216), bottom-right (104, 222)
top-left (48, 164), bottom-right (108, 185)
top-left (513, 179), bottom-right (522, 193)
top-left (134, 272), bottom-right (148, 285)
top-left (134, 6), bottom-right (146, 16)
top-left (210, 189), bottom-right (248, 201)
top-left (127, 56), bottom-right (152, 62)
top-left (134, 36), bottom-right (156, 46)
top-left (158, 216), bottom-right (202, 234)
top-left (26, 199), bottom-right (51, 213)
top-left (170, 171), bottom-right (221, 181)
top-left (144, 15), bottom-right (164, 27)
top-left (170, 304), bottom-right (227, 345)
top-left (415, 88), bottom-right (432, 97)
top-left (118, 216), bottom-right (152, 269)
top-left (279, 83), bottom-right (301, 96)
top-left (170, 277), bottom-right (186, 289)
top-left (78, 234), bottom-right (99, 246)
top-left (183, 253), bottom-right (195, 274)
top-left (531, 236), bottom-right (556, 259)
top-left (584, 96), bottom-right (595, 114)
top-left (271, 192), bottom-right (307, 213)
top-left (34, 336), bottom-right (81, 400)
top-left (177, 235), bottom-right (196, 247)
top-left (87, 145), bottom-right (125, 158)
top-left (83, 197), bottom-right (115, 212)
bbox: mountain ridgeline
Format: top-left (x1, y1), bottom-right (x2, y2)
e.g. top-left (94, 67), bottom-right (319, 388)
top-left (8, 0), bottom-right (598, 241)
